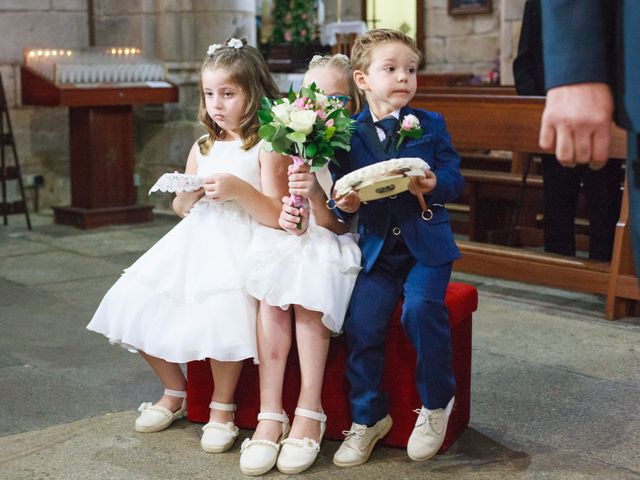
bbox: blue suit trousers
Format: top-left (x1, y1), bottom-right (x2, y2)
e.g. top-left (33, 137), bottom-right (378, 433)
top-left (344, 234), bottom-right (456, 426)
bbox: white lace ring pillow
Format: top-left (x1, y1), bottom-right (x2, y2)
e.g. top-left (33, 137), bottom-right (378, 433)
top-left (334, 157), bottom-right (430, 202)
top-left (148, 172), bottom-right (204, 195)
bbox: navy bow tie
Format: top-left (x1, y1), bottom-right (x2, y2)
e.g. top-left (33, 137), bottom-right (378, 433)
top-left (374, 117), bottom-right (400, 154)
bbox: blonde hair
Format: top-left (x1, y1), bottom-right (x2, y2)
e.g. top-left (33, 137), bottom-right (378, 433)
top-left (351, 29), bottom-right (421, 74)
top-left (197, 38), bottom-right (280, 154)
top-left (305, 54), bottom-right (363, 114)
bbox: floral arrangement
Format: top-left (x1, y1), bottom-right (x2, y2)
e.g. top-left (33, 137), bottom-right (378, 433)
top-left (396, 114), bottom-right (423, 148)
top-left (258, 82), bottom-right (355, 210)
top-left (258, 83), bottom-right (354, 170)
top-left (270, 0), bottom-right (318, 45)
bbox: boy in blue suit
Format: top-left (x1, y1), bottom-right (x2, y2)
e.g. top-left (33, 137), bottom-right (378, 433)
top-left (330, 29), bottom-right (464, 467)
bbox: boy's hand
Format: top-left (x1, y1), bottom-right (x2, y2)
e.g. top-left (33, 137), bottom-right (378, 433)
top-left (288, 163), bottom-right (324, 202)
top-left (334, 190), bottom-right (360, 213)
top-left (408, 169), bottom-right (436, 196)
top-left (279, 196), bottom-right (309, 235)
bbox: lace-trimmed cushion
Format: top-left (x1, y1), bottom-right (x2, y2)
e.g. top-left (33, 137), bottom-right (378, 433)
top-left (334, 157), bottom-right (430, 202)
top-left (148, 172), bottom-right (204, 194)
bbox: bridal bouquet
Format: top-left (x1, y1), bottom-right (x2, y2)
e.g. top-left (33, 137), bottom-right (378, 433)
top-left (258, 83), bottom-right (355, 209)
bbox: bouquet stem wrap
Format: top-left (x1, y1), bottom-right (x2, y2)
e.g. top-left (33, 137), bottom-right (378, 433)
top-left (288, 155), bottom-right (306, 208)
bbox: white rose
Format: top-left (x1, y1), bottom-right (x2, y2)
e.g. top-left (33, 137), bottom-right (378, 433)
top-left (272, 101), bottom-right (291, 125)
top-left (288, 109), bottom-right (317, 135)
top-left (314, 92), bottom-right (328, 107)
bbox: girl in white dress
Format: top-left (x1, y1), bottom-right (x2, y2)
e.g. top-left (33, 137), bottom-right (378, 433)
top-left (86, 38), bottom-right (289, 453)
top-left (239, 54), bottom-right (363, 475)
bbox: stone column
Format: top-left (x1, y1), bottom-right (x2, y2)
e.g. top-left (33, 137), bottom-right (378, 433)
top-left (0, 0), bottom-right (89, 210)
top-left (92, 0), bottom-right (258, 212)
top-left (499, 0), bottom-right (525, 85)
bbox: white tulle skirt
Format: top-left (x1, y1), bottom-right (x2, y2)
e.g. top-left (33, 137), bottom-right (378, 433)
top-left (244, 223), bottom-right (361, 334)
top-left (87, 199), bottom-right (258, 363)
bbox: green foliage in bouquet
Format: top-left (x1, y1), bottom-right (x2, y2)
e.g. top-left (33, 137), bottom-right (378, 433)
top-left (258, 83), bottom-right (356, 172)
top-left (271, 0), bottom-right (318, 46)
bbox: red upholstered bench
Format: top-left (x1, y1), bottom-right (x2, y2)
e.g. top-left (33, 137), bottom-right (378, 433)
top-left (187, 282), bottom-right (478, 451)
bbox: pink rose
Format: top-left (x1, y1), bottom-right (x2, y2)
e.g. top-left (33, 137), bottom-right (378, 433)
top-left (284, 30), bottom-right (293, 42)
top-left (326, 119), bottom-right (334, 128)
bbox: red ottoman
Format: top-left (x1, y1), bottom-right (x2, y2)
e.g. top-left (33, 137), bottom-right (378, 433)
top-left (187, 282), bottom-right (477, 452)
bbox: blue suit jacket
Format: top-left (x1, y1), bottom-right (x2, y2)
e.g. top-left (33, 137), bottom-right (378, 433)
top-left (331, 105), bottom-right (463, 272)
top-left (541, 0), bottom-right (640, 131)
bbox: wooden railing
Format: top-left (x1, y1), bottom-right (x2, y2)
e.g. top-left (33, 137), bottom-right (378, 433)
top-left (411, 93), bottom-right (637, 319)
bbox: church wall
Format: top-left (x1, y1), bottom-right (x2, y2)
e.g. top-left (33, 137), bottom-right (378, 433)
top-left (0, 0), bottom-right (255, 214)
top-left (0, 0), bottom-right (524, 215)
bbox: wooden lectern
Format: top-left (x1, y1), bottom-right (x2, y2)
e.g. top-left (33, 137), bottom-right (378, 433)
top-left (20, 48), bottom-right (178, 228)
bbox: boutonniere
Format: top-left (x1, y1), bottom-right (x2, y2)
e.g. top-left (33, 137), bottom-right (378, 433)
top-left (396, 114), bottom-right (423, 148)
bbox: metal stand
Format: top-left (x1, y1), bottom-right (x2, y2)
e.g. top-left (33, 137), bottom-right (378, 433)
top-left (0, 73), bottom-right (31, 229)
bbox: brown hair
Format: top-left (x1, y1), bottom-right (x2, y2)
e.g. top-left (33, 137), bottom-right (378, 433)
top-left (351, 29), bottom-right (421, 74)
top-left (197, 38), bottom-right (280, 154)
top-left (305, 53), bottom-right (363, 114)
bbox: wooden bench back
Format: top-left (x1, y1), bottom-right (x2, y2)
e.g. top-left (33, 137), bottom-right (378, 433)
top-left (409, 93), bottom-right (636, 319)
top-left (411, 94), bottom-right (627, 158)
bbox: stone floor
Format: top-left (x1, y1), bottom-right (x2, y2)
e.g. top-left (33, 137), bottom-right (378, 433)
top-left (1, 212), bottom-right (639, 479)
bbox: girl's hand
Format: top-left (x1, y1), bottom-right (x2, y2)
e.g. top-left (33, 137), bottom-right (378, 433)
top-left (204, 173), bottom-right (240, 201)
top-left (408, 169), bottom-right (437, 196)
top-left (279, 196), bottom-right (309, 235)
top-left (175, 188), bottom-right (204, 204)
top-left (334, 190), bottom-right (360, 213)
top-left (288, 163), bottom-right (324, 202)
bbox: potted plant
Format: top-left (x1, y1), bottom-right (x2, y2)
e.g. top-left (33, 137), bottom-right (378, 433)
top-left (266, 0), bottom-right (329, 72)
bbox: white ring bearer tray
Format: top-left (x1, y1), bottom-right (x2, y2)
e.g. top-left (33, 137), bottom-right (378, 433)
top-left (334, 157), bottom-right (430, 202)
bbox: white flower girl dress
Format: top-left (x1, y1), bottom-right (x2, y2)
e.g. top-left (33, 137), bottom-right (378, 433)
top-left (87, 138), bottom-right (262, 363)
top-left (244, 165), bottom-right (361, 334)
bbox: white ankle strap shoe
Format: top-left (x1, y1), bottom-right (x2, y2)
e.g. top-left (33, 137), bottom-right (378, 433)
top-left (134, 388), bottom-right (187, 433)
top-left (200, 401), bottom-right (239, 453)
top-left (240, 411), bottom-right (290, 476)
top-left (277, 407), bottom-right (327, 475)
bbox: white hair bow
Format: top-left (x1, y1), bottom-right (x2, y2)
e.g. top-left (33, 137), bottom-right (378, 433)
top-left (207, 44), bottom-right (221, 55)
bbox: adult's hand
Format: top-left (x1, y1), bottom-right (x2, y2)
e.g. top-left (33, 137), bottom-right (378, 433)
top-left (539, 82), bottom-right (614, 169)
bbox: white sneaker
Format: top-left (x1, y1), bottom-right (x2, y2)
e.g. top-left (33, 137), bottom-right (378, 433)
top-left (407, 396), bottom-right (455, 461)
top-left (200, 401), bottom-right (239, 453)
top-left (332, 415), bottom-right (393, 467)
top-left (239, 411), bottom-right (290, 476)
top-left (277, 407), bottom-right (327, 474)
top-left (134, 388), bottom-right (187, 433)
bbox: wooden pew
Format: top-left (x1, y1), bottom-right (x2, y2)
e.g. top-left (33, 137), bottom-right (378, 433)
top-left (417, 73), bottom-right (475, 87)
top-left (411, 93), bottom-right (637, 319)
top-left (418, 85), bottom-right (517, 97)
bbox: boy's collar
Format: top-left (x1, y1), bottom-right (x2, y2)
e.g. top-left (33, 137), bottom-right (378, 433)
top-left (370, 109), bottom-right (401, 123)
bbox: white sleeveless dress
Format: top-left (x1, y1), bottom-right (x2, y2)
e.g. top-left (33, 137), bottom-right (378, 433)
top-left (87, 138), bottom-right (261, 363)
top-left (244, 165), bottom-right (361, 334)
